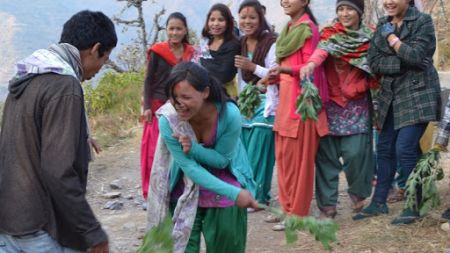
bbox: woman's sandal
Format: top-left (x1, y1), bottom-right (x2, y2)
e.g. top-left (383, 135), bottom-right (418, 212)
top-left (264, 214), bottom-right (281, 223)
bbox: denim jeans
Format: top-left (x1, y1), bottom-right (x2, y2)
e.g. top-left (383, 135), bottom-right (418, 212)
top-left (372, 107), bottom-right (426, 204)
top-left (0, 231), bottom-right (86, 253)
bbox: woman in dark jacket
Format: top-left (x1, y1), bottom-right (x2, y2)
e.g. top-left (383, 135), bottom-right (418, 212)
top-left (198, 3), bottom-right (241, 98)
top-left (353, 0), bottom-right (441, 224)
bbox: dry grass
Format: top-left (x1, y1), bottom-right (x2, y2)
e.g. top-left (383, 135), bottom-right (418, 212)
top-left (247, 152), bottom-right (450, 253)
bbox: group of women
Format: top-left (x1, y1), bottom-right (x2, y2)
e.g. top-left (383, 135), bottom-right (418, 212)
top-left (140, 0), bottom-right (442, 252)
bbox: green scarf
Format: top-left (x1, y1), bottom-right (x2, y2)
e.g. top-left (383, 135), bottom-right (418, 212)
top-left (276, 21), bottom-right (312, 63)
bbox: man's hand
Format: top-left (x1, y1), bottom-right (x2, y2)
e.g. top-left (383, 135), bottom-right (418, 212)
top-left (87, 240), bottom-right (109, 253)
top-left (235, 190), bottom-right (259, 209)
top-left (143, 109), bottom-right (153, 123)
top-left (173, 133), bottom-right (192, 154)
top-left (88, 138), bottom-right (102, 154)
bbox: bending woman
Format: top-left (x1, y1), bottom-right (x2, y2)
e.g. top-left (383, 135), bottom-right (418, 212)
top-left (147, 62), bottom-right (258, 253)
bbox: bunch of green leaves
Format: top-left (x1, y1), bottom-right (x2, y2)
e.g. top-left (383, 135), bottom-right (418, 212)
top-left (284, 216), bottom-right (339, 250)
top-left (405, 148), bottom-right (444, 216)
top-left (136, 216), bottom-right (174, 253)
top-left (296, 78), bottom-right (322, 121)
top-left (238, 83), bottom-right (261, 119)
top-left (260, 204), bottom-right (338, 250)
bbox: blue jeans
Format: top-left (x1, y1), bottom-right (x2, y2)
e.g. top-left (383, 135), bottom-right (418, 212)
top-left (0, 231), bottom-right (86, 253)
top-left (372, 107), bottom-right (426, 204)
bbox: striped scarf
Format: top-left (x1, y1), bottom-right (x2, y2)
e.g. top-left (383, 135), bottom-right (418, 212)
top-left (318, 21), bottom-right (374, 75)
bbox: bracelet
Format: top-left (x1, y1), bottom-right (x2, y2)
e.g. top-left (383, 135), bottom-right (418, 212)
top-left (389, 37), bottom-right (400, 47)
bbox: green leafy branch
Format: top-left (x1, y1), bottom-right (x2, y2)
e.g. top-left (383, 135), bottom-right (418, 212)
top-left (238, 83), bottom-right (261, 119)
top-left (296, 78), bottom-right (322, 121)
top-left (136, 216), bottom-right (174, 253)
top-left (260, 204), bottom-right (338, 250)
top-left (405, 148), bottom-right (444, 216)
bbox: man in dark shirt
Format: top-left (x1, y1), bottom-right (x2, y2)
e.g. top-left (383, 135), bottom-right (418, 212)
top-left (0, 10), bottom-right (117, 253)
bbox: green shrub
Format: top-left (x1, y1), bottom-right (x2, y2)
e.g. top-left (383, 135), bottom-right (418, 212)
top-left (84, 70), bottom-right (144, 147)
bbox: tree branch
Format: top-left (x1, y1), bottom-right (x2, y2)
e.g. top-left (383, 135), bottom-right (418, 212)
top-left (105, 59), bottom-right (125, 73)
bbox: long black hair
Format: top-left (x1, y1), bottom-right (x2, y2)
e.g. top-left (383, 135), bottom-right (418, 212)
top-left (201, 3), bottom-right (237, 42)
top-left (166, 62), bottom-right (228, 109)
top-left (166, 12), bottom-right (190, 44)
top-left (238, 0), bottom-right (273, 38)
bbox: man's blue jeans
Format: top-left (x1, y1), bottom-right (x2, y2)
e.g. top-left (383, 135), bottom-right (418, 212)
top-left (372, 107), bottom-right (426, 204)
top-left (0, 231), bottom-right (86, 253)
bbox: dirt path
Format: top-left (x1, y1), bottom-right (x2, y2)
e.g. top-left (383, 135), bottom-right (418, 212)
top-left (87, 130), bottom-right (450, 253)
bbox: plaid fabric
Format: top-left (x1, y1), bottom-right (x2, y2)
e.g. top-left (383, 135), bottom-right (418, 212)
top-left (436, 96), bottom-right (450, 146)
top-left (368, 7), bottom-right (441, 130)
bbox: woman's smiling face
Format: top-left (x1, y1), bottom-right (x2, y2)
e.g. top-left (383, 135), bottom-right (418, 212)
top-left (171, 80), bottom-right (209, 121)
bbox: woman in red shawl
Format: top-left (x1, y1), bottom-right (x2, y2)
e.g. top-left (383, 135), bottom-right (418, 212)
top-left (140, 12), bottom-right (195, 201)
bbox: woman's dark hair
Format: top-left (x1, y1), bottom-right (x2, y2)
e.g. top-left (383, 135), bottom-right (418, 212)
top-left (238, 0), bottom-right (273, 38)
top-left (201, 3), bottom-right (237, 42)
top-left (60, 10), bottom-right (117, 57)
top-left (409, 0), bottom-right (415, 7)
top-left (166, 62), bottom-right (227, 109)
top-left (166, 12), bottom-right (190, 44)
top-left (279, 0), bottom-right (318, 25)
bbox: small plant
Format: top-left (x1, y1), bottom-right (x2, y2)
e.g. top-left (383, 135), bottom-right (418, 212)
top-left (238, 83), bottom-right (261, 119)
top-left (296, 78), bottom-right (322, 121)
top-left (405, 147), bottom-right (444, 216)
top-left (136, 216), bottom-right (174, 253)
top-left (259, 204), bottom-right (338, 250)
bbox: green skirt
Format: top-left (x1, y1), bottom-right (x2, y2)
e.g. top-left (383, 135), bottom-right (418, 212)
top-left (241, 95), bottom-right (276, 204)
top-left (170, 204), bottom-right (247, 253)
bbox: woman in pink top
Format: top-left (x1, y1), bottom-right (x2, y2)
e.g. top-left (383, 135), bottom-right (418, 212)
top-left (266, 0), bottom-right (328, 231)
top-left (300, 0), bottom-right (377, 219)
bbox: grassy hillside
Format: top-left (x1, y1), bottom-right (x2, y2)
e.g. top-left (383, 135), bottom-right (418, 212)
top-left (84, 70), bottom-right (144, 147)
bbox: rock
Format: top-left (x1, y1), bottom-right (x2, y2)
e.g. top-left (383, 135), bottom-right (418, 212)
top-left (124, 194), bottom-right (134, 200)
top-left (103, 200), bottom-right (123, 210)
top-left (103, 192), bottom-right (122, 199)
top-left (109, 179), bottom-right (123, 190)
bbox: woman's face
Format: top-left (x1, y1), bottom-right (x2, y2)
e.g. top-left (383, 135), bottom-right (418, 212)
top-left (337, 5), bottom-right (360, 30)
top-left (280, 0), bottom-right (307, 17)
top-left (171, 80), bottom-right (209, 121)
top-left (239, 6), bottom-right (260, 37)
top-left (208, 10), bottom-right (227, 37)
top-left (383, 0), bottom-right (410, 18)
top-left (166, 18), bottom-right (187, 45)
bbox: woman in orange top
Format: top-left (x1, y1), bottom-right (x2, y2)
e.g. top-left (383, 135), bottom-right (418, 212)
top-left (267, 0), bottom-right (328, 231)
